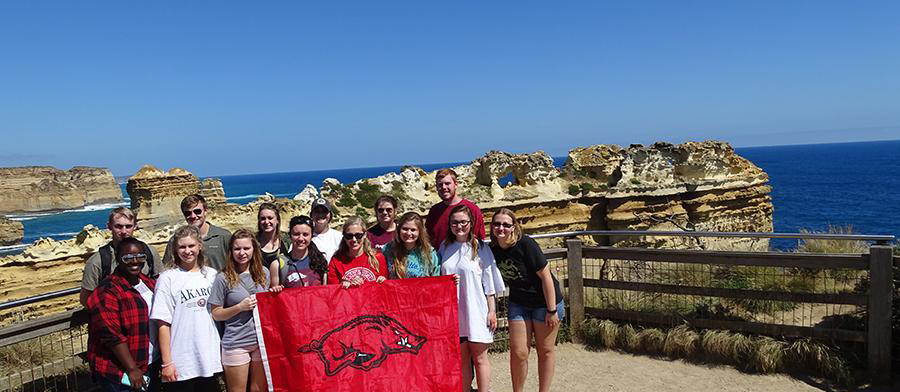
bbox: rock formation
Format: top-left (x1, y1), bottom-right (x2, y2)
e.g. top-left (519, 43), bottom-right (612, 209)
top-left (126, 165), bottom-right (200, 230)
top-left (0, 217), bottom-right (24, 246)
top-left (315, 141), bottom-right (773, 250)
top-left (0, 140), bottom-right (773, 324)
top-left (200, 178), bottom-right (227, 206)
top-left (0, 166), bottom-right (122, 213)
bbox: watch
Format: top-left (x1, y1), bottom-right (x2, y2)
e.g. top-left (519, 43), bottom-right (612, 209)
top-left (546, 308), bottom-right (557, 314)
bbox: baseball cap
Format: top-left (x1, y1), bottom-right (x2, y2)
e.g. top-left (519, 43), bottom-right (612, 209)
top-left (311, 197), bottom-right (334, 214)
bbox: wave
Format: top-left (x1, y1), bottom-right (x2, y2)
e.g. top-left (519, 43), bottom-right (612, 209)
top-left (0, 243), bottom-right (29, 253)
top-left (7, 212), bottom-right (55, 221)
top-left (226, 193), bottom-right (295, 202)
top-left (4, 202), bottom-right (128, 221)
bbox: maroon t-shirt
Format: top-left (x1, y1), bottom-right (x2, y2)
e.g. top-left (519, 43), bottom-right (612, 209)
top-left (366, 225), bottom-right (394, 250)
top-left (425, 199), bottom-right (485, 248)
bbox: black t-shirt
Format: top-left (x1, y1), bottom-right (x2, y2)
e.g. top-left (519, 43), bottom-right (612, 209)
top-left (490, 235), bottom-right (562, 308)
top-left (260, 234), bottom-right (291, 269)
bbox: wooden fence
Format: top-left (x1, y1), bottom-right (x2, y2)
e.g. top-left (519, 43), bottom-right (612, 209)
top-left (563, 238), bottom-right (895, 384)
top-left (0, 231), bottom-right (895, 390)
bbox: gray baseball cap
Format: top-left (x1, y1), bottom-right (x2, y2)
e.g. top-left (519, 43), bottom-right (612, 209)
top-left (311, 197), bottom-right (334, 214)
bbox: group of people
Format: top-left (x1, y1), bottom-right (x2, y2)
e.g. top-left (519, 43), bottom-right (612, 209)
top-left (82, 169), bottom-right (563, 392)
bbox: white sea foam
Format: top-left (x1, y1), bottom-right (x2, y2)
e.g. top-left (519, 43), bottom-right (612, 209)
top-left (5, 202), bottom-right (128, 221)
top-left (0, 243), bottom-right (29, 253)
top-left (226, 193), bottom-right (294, 202)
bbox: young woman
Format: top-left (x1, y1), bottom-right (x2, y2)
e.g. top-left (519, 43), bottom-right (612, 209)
top-left (150, 226), bottom-right (221, 392)
top-left (383, 212), bottom-right (440, 278)
top-left (209, 229), bottom-right (278, 392)
top-left (256, 203), bottom-right (290, 269)
top-left (489, 208), bottom-right (564, 392)
top-left (327, 216), bottom-right (388, 288)
top-left (87, 237), bottom-right (159, 392)
top-left (439, 205), bottom-right (505, 392)
top-left (270, 215), bottom-right (329, 288)
top-left (366, 195), bottom-right (397, 250)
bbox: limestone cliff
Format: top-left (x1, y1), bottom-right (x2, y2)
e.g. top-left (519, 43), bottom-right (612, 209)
top-left (0, 217), bottom-right (24, 246)
top-left (126, 165), bottom-right (200, 230)
top-left (0, 166), bottom-right (123, 213)
top-left (0, 140), bottom-right (773, 324)
top-left (315, 141), bottom-right (772, 250)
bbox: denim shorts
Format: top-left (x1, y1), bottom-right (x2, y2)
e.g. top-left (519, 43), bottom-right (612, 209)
top-left (508, 299), bottom-right (565, 322)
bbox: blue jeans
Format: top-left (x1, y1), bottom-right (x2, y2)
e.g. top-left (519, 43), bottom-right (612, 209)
top-left (508, 299), bottom-right (565, 322)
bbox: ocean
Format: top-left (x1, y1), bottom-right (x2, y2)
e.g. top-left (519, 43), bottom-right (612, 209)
top-left (2, 140), bottom-right (898, 254)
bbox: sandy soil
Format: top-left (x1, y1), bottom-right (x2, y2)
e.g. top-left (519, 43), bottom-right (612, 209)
top-left (486, 343), bottom-right (826, 392)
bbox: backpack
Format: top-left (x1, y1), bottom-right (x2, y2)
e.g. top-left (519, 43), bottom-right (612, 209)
top-left (99, 240), bottom-right (157, 279)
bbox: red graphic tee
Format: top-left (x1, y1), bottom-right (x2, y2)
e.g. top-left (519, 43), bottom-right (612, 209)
top-left (327, 251), bottom-right (388, 284)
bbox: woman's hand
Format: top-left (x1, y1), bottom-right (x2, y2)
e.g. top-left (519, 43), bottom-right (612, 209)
top-left (487, 311), bottom-right (497, 332)
top-left (375, 276), bottom-right (386, 283)
top-left (238, 295), bottom-right (257, 312)
top-left (545, 311), bottom-right (560, 329)
top-left (452, 274), bottom-right (460, 285)
top-left (126, 367), bottom-right (145, 390)
top-left (269, 285), bottom-right (283, 293)
top-left (161, 363), bottom-right (177, 382)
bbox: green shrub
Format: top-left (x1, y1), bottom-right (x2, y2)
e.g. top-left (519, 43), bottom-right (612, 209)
top-left (567, 184), bottom-right (580, 196)
top-left (355, 183), bottom-right (381, 208)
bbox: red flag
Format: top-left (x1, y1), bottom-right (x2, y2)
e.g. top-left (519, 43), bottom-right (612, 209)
top-left (254, 276), bottom-right (461, 392)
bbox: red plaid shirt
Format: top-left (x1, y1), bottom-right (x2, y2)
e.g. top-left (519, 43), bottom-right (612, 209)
top-left (87, 273), bottom-right (156, 381)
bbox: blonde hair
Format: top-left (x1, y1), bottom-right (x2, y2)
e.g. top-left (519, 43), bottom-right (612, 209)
top-left (170, 225), bottom-right (208, 271)
top-left (224, 228), bottom-right (268, 289)
top-left (489, 208), bottom-right (523, 247)
top-left (337, 216), bottom-right (380, 272)
top-left (389, 212), bottom-right (434, 278)
top-left (444, 204), bottom-right (480, 260)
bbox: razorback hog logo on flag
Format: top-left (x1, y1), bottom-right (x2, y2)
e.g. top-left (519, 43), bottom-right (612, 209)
top-left (298, 314), bottom-right (426, 375)
top-left (254, 276), bottom-right (461, 392)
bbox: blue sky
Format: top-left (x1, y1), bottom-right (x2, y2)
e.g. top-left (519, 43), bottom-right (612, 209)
top-left (1, 1), bottom-right (898, 176)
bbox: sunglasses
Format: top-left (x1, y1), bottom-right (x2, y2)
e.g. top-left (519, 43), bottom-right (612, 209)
top-left (492, 222), bottom-right (514, 229)
top-left (376, 208), bottom-right (394, 214)
top-left (121, 253), bottom-right (147, 262)
top-left (343, 232), bottom-right (365, 241)
top-left (182, 208), bottom-right (204, 217)
top-left (450, 220), bottom-right (470, 227)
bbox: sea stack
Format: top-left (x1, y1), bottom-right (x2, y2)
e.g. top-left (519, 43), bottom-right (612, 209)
top-left (126, 165), bottom-right (201, 230)
top-left (0, 166), bottom-right (123, 214)
top-left (0, 217), bottom-right (24, 246)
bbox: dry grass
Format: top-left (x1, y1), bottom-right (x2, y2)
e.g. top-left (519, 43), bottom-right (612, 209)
top-left (749, 336), bottom-right (785, 373)
top-left (663, 325), bottom-right (700, 358)
top-left (700, 329), bottom-right (751, 366)
top-left (797, 225), bottom-right (868, 254)
top-left (577, 319), bottom-right (854, 385)
top-left (635, 328), bottom-right (666, 354)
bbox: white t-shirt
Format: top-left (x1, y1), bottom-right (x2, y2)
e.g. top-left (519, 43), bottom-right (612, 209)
top-left (312, 228), bottom-right (342, 265)
top-left (134, 280), bottom-right (158, 362)
top-left (439, 241), bottom-right (505, 344)
top-left (149, 266), bottom-right (222, 381)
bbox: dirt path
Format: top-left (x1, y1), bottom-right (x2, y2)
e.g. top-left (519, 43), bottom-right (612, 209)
top-left (487, 343), bottom-right (825, 392)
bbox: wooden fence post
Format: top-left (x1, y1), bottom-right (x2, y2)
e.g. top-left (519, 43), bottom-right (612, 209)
top-left (567, 238), bottom-right (585, 333)
top-left (868, 244), bottom-right (893, 384)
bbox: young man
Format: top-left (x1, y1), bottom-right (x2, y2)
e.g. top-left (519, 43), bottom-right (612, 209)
top-left (425, 169), bottom-right (485, 248)
top-left (162, 194), bottom-right (232, 271)
top-left (80, 208), bottom-right (163, 307)
top-left (366, 195), bottom-right (398, 250)
top-left (310, 197), bottom-right (343, 262)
